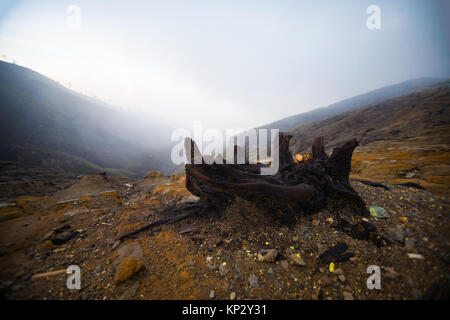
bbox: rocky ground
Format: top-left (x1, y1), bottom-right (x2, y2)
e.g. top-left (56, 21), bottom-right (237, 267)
top-left (0, 161), bottom-right (78, 199)
top-left (0, 169), bottom-right (449, 300)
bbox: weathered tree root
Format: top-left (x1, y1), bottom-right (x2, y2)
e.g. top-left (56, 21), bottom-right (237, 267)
top-left (333, 215), bottom-right (390, 247)
top-left (351, 179), bottom-right (390, 191)
top-left (118, 202), bottom-right (210, 241)
top-left (118, 135), bottom-right (368, 240)
top-left (185, 134), bottom-right (369, 217)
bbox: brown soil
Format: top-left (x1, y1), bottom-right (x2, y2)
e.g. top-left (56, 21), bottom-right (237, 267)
top-left (0, 171), bottom-right (448, 300)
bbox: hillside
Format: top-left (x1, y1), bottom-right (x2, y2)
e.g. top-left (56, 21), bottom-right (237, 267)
top-left (0, 61), bottom-right (175, 177)
top-left (0, 66), bottom-right (449, 300)
top-left (260, 78), bottom-right (445, 132)
top-left (289, 82), bottom-right (450, 195)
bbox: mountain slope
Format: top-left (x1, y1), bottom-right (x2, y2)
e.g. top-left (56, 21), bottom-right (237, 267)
top-left (260, 77), bottom-right (446, 132)
top-left (0, 61), bottom-right (175, 177)
top-left (288, 81), bottom-right (450, 195)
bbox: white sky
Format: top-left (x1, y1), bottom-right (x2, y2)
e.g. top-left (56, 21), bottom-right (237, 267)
top-left (0, 0), bottom-right (449, 130)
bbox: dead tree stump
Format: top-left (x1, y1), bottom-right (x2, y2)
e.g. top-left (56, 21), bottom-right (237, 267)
top-left (184, 134), bottom-right (368, 217)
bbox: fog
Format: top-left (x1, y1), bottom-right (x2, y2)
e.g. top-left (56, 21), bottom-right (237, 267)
top-left (0, 0), bottom-right (449, 132)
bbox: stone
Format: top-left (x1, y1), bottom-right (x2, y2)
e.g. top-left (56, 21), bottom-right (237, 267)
top-left (319, 242), bottom-right (353, 263)
top-left (288, 253), bottom-right (306, 266)
top-left (63, 209), bottom-right (90, 217)
top-left (114, 243), bottom-right (144, 267)
top-left (119, 282), bottom-right (139, 300)
top-left (333, 268), bottom-right (344, 275)
top-left (40, 240), bottom-right (56, 251)
top-left (179, 195), bottom-right (200, 204)
top-left (321, 275), bottom-right (335, 286)
top-left (343, 291), bottom-right (354, 300)
top-left (50, 230), bottom-right (83, 245)
top-left (179, 224), bottom-right (197, 235)
top-left (206, 263), bottom-right (217, 271)
top-left (285, 247), bottom-right (294, 255)
top-left (209, 290), bottom-right (215, 299)
top-left (404, 238), bottom-right (415, 250)
top-left (230, 292), bottom-right (236, 300)
top-left (386, 226), bottom-right (405, 243)
top-left (113, 257), bottom-right (145, 284)
top-left (338, 275), bottom-right (346, 282)
top-left (299, 226), bottom-right (309, 236)
top-left (111, 241), bottom-right (120, 250)
top-left (411, 289), bottom-right (422, 299)
top-left (280, 260), bottom-right (289, 270)
top-left (268, 267), bottom-right (274, 274)
top-left (145, 171), bottom-right (162, 179)
top-left (257, 249), bottom-right (278, 262)
top-left (406, 212), bottom-right (419, 218)
top-left (219, 265), bottom-right (229, 276)
top-left (206, 256), bottom-right (217, 271)
top-left (248, 275), bottom-right (259, 288)
top-left (382, 266), bottom-right (398, 279)
top-left (369, 206), bottom-right (389, 219)
top-left (41, 231), bottom-right (55, 242)
top-left (407, 253), bottom-right (424, 260)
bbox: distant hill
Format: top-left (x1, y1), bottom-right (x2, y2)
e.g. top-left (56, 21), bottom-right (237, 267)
top-left (260, 77), bottom-right (446, 132)
top-left (0, 61), bottom-right (175, 177)
top-left (288, 81), bottom-right (450, 195)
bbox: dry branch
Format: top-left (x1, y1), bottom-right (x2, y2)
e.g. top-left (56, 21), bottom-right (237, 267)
top-left (118, 202), bottom-right (210, 241)
top-left (31, 269), bottom-right (67, 279)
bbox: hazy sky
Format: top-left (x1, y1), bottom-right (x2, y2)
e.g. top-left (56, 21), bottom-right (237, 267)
top-left (0, 0), bottom-right (449, 130)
